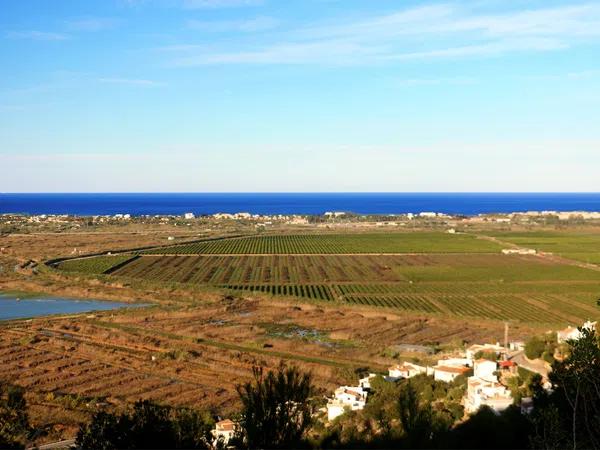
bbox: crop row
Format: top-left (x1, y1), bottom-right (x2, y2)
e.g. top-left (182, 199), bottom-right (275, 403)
top-left (57, 255), bottom-right (138, 274)
top-left (221, 284), bottom-right (335, 301)
top-left (111, 255), bottom-right (407, 284)
top-left (139, 232), bottom-right (501, 255)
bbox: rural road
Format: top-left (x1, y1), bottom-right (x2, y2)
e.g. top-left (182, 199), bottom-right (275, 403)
top-left (509, 351), bottom-right (549, 378)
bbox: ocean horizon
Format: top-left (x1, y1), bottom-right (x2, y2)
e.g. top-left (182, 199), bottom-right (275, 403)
top-left (2, 193), bottom-right (600, 217)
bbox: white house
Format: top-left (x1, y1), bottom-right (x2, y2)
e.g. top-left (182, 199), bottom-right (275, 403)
top-left (557, 321), bottom-right (597, 344)
top-left (387, 362), bottom-right (431, 380)
top-left (327, 386), bottom-right (368, 420)
top-left (212, 419), bottom-right (236, 446)
top-left (183, 212), bottom-right (195, 220)
top-left (464, 377), bottom-right (513, 414)
top-left (433, 365), bottom-right (471, 383)
top-left (326, 400), bottom-right (347, 421)
top-left (334, 386), bottom-right (368, 405)
top-left (465, 343), bottom-right (506, 360)
top-left (437, 357), bottom-right (473, 368)
top-left (473, 359), bottom-right (498, 381)
top-left (359, 373), bottom-right (377, 390)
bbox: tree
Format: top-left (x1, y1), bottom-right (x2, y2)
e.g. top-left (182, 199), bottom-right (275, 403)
top-left (525, 335), bottom-right (547, 360)
top-left (446, 405), bottom-right (531, 449)
top-left (362, 376), bottom-right (402, 438)
top-left (76, 400), bottom-right (213, 449)
top-left (397, 382), bottom-right (435, 448)
top-left (235, 365), bottom-right (313, 449)
top-left (548, 327), bottom-right (600, 450)
top-left (0, 383), bottom-right (30, 449)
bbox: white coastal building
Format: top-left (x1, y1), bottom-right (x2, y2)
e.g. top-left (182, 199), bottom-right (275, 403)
top-left (465, 343), bottom-right (506, 360)
top-left (359, 373), bottom-right (377, 390)
top-left (387, 362), bottom-right (432, 380)
top-left (327, 386), bottom-right (368, 421)
top-left (557, 320), bottom-right (597, 344)
top-left (464, 376), bottom-right (513, 414)
top-left (212, 419), bottom-right (237, 446)
top-left (473, 359), bottom-right (498, 381)
top-left (433, 365), bottom-right (471, 383)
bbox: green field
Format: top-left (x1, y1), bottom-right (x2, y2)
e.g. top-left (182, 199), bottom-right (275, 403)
top-left (55, 231), bottom-right (600, 325)
top-left (57, 255), bottom-right (138, 274)
top-left (489, 231), bottom-right (600, 263)
top-left (139, 232), bottom-right (502, 255)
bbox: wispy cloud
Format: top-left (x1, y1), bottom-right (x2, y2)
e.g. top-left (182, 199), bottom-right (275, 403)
top-left (6, 30), bottom-right (69, 41)
top-left (98, 77), bottom-right (165, 87)
top-left (186, 16), bottom-right (278, 32)
top-left (166, 2), bottom-right (600, 66)
top-left (182, 0), bottom-right (264, 9)
top-left (66, 17), bottom-right (121, 32)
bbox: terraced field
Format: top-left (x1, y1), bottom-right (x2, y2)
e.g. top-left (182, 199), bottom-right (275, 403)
top-left (55, 231), bottom-right (600, 325)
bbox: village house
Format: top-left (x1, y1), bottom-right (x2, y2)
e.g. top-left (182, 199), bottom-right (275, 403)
top-left (473, 359), bottom-right (498, 381)
top-left (359, 373), bottom-right (377, 390)
top-left (433, 365), bottom-right (471, 383)
top-left (183, 212), bottom-right (195, 219)
top-left (327, 386), bottom-right (368, 421)
top-left (212, 419), bottom-right (237, 446)
top-left (557, 320), bottom-right (597, 344)
top-left (464, 376), bottom-right (514, 414)
top-left (387, 362), bottom-right (431, 380)
top-left (465, 343), bottom-right (506, 360)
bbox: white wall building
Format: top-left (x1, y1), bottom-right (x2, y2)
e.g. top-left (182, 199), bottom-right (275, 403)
top-left (212, 419), bottom-right (236, 446)
top-left (327, 386), bottom-right (368, 421)
top-left (465, 343), bottom-right (506, 360)
top-left (433, 365), bottom-right (471, 383)
top-left (557, 320), bottom-right (597, 344)
top-left (464, 377), bottom-right (513, 414)
top-left (359, 373), bottom-right (377, 390)
top-left (473, 359), bottom-right (498, 381)
top-left (387, 362), bottom-right (431, 380)
top-left (183, 212), bottom-right (195, 220)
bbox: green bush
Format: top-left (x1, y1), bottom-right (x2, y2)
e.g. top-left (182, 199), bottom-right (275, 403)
top-left (525, 336), bottom-right (546, 359)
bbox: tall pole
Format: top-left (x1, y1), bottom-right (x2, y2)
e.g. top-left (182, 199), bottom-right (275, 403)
top-left (504, 322), bottom-right (509, 360)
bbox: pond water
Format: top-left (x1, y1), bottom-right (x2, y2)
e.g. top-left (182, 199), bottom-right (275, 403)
top-left (0, 293), bottom-right (145, 320)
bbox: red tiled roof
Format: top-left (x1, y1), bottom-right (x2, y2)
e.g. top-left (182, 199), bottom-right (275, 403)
top-left (216, 419), bottom-right (235, 431)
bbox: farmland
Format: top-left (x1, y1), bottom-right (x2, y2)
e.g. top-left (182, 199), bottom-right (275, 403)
top-left (139, 232), bottom-right (502, 255)
top-left (488, 230), bottom-right (600, 264)
top-left (56, 232), bottom-right (600, 325)
top-left (58, 255), bottom-right (138, 274)
top-left (2, 294), bottom-right (514, 443)
top-left (5, 224), bottom-right (600, 445)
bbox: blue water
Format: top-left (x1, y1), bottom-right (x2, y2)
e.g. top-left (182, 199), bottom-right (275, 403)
top-left (0, 293), bottom-right (144, 320)
top-left (1, 193), bottom-right (600, 216)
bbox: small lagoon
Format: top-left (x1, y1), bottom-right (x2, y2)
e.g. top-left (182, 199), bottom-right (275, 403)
top-left (0, 293), bottom-right (144, 321)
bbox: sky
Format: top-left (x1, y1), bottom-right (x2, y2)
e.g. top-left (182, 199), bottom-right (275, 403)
top-left (1, 0), bottom-right (600, 192)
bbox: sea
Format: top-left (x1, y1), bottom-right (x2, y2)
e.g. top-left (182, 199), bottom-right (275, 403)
top-left (1, 193), bottom-right (600, 217)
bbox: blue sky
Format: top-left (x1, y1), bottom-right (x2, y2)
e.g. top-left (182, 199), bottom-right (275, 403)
top-left (1, 0), bottom-right (599, 192)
